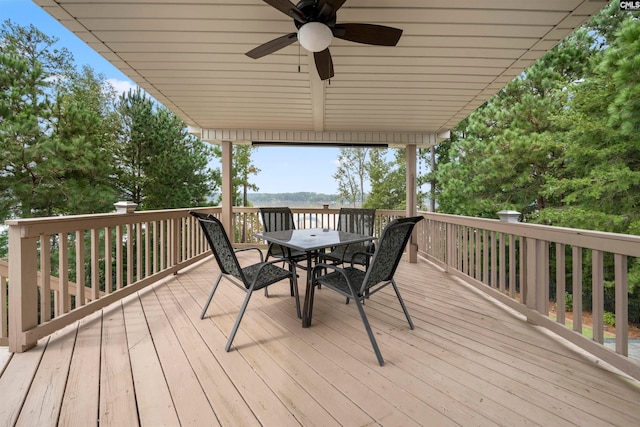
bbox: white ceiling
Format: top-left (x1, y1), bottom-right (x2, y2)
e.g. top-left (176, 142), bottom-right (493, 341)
top-left (34, 0), bottom-right (609, 146)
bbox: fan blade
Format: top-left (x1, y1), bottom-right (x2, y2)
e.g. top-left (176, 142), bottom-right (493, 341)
top-left (324, 0), bottom-right (348, 13)
top-left (333, 23), bottom-right (403, 46)
top-left (263, 0), bottom-right (306, 22)
top-left (245, 33), bottom-right (297, 59)
top-left (314, 48), bottom-right (334, 80)
top-left (317, 0), bottom-right (347, 18)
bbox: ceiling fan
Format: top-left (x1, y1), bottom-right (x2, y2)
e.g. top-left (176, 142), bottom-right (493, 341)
top-left (246, 0), bottom-right (403, 80)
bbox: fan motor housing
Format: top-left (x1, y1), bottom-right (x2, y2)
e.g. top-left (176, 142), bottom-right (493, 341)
top-left (294, 0), bottom-right (337, 28)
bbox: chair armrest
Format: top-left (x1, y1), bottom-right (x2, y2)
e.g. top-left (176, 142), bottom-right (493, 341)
top-left (311, 263), bottom-right (359, 295)
top-left (350, 251), bottom-right (373, 268)
top-left (234, 247), bottom-right (264, 263)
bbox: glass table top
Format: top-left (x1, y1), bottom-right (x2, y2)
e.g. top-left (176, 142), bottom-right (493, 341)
top-left (253, 228), bottom-right (374, 252)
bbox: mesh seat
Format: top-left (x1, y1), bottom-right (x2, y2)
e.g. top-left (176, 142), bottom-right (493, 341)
top-left (310, 216), bottom-right (424, 366)
top-left (191, 211), bottom-right (300, 352)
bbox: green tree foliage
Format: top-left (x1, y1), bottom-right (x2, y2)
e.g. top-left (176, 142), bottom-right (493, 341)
top-left (333, 147), bottom-right (369, 207)
top-left (1, 20), bottom-right (217, 220)
top-left (436, 25), bottom-right (597, 219)
top-left (432, 3), bottom-right (640, 316)
top-left (365, 148), bottom-right (406, 210)
top-left (115, 88), bottom-right (216, 210)
top-left (211, 144), bottom-right (259, 207)
top-left (0, 20), bottom-right (75, 219)
top-left (47, 66), bottom-right (120, 213)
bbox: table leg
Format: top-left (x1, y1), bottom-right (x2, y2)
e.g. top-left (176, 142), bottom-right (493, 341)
top-left (302, 251), bottom-right (314, 327)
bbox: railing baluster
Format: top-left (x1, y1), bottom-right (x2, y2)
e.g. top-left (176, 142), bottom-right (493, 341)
top-left (499, 233), bottom-right (506, 292)
top-left (105, 227), bottom-right (112, 294)
top-left (592, 249), bottom-right (604, 344)
top-left (126, 224), bottom-right (133, 285)
top-left (482, 230), bottom-right (489, 285)
top-left (145, 222), bottom-right (151, 278)
top-left (509, 234), bottom-right (516, 299)
top-left (491, 231), bottom-right (498, 288)
top-left (556, 243), bottom-right (566, 325)
top-left (136, 222), bottom-right (142, 281)
top-left (615, 254), bottom-right (629, 356)
top-left (75, 230), bottom-right (85, 307)
top-left (40, 235), bottom-right (51, 322)
top-left (152, 221), bottom-right (158, 274)
top-left (59, 233), bottom-right (69, 314)
top-left (160, 221), bottom-right (166, 271)
top-left (572, 246), bottom-right (583, 333)
top-left (90, 229), bottom-right (100, 302)
top-left (116, 225), bottom-right (123, 290)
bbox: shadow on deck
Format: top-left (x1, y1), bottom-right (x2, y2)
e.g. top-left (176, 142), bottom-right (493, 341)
top-left (1, 253), bottom-right (639, 426)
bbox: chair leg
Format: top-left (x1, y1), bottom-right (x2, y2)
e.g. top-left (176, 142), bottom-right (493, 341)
top-left (264, 247), bottom-right (272, 297)
top-left (200, 273), bottom-right (223, 319)
top-left (391, 279), bottom-right (414, 330)
top-left (225, 288), bottom-right (254, 352)
top-left (291, 269), bottom-right (301, 319)
top-left (352, 293), bottom-right (384, 366)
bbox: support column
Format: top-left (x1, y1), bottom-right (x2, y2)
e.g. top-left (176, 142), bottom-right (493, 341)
top-left (406, 144), bottom-right (418, 263)
top-left (221, 140), bottom-right (233, 241)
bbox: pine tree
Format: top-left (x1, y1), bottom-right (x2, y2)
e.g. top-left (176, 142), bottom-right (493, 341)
top-left (0, 20), bottom-right (73, 219)
top-left (114, 88), bottom-right (215, 210)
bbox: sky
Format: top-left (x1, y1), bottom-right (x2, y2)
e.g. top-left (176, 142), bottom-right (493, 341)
top-left (1, 0), bottom-right (346, 195)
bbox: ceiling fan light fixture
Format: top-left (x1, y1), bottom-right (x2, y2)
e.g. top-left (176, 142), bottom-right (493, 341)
top-left (298, 22), bottom-right (333, 52)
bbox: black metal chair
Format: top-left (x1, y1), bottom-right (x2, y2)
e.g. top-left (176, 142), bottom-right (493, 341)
top-left (259, 207), bottom-right (308, 296)
top-left (191, 211), bottom-right (300, 352)
top-left (319, 208), bottom-right (376, 268)
top-left (310, 216), bottom-right (424, 366)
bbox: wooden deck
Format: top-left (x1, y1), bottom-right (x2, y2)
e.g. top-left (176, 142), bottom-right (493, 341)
top-left (1, 253), bottom-right (640, 426)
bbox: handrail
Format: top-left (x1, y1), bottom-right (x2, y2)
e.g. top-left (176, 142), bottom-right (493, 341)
top-left (416, 211), bottom-right (640, 381)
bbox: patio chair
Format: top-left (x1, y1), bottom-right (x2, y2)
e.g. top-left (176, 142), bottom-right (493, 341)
top-left (319, 208), bottom-right (376, 268)
top-left (310, 216), bottom-right (424, 366)
top-left (259, 207), bottom-right (308, 296)
top-left (191, 211), bottom-right (300, 352)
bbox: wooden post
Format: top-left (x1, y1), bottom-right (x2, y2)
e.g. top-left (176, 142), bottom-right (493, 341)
top-left (525, 237), bottom-right (549, 314)
top-left (221, 140), bottom-right (233, 242)
top-left (8, 224), bottom-right (39, 352)
top-left (406, 144), bottom-right (418, 263)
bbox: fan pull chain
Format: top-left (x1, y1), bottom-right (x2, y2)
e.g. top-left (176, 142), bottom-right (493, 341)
top-left (298, 43), bottom-right (301, 72)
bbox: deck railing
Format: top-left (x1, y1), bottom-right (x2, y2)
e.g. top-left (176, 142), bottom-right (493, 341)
top-left (415, 212), bottom-right (640, 380)
top-left (2, 206), bottom-right (404, 352)
top-left (3, 207), bottom-right (223, 352)
top-left (3, 207), bottom-right (640, 380)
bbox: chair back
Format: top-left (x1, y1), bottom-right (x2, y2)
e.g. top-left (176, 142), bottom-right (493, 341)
top-left (362, 216), bottom-right (424, 291)
top-left (337, 208), bottom-right (375, 236)
top-left (191, 212), bottom-right (245, 284)
top-left (259, 207), bottom-right (296, 232)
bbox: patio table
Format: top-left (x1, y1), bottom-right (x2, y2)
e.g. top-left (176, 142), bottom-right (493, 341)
top-left (253, 228), bottom-right (375, 327)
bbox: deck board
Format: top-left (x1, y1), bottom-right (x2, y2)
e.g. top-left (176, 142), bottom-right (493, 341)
top-left (123, 293), bottom-right (180, 426)
top-left (0, 340), bottom-right (46, 426)
top-left (99, 302), bottom-right (138, 426)
top-left (139, 283), bottom-right (219, 426)
top-left (15, 325), bottom-right (75, 427)
top-left (1, 254), bottom-right (640, 426)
